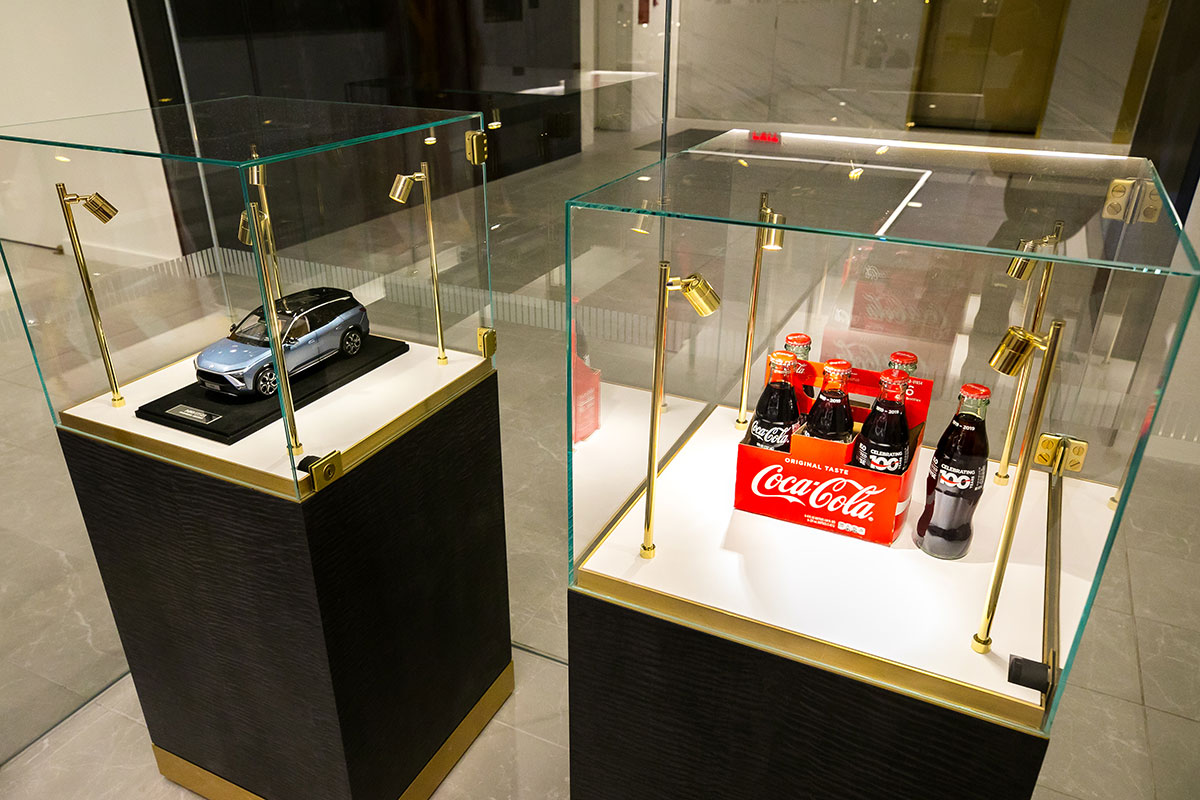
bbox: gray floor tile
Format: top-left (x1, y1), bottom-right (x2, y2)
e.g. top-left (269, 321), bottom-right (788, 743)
top-left (1122, 495), bottom-right (1200, 563)
top-left (0, 660), bottom-right (85, 764)
top-left (94, 674), bottom-right (145, 727)
top-left (1136, 618), bottom-right (1200, 722)
top-left (0, 706), bottom-right (193, 800)
top-left (431, 719), bottom-right (569, 800)
top-left (1093, 545), bottom-right (1133, 615)
top-left (1144, 708), bottom-right (1200, 800)
top-left (1128, 548), bottom-right (1200, 634)
top-left (495, 649), bottom-right (569, 748)
top-left (1032, 786), bottom-right (1081, 800)
top-left (1067, 607), bottom-right (1141, 704)
top-left (1038, 685), bottom-right (1154, 800)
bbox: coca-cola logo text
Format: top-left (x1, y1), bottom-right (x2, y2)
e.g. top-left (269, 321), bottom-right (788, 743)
top-left (749, 420), bottom-right (793, 447)
top-left (750, 465), bottom-right (885, 521)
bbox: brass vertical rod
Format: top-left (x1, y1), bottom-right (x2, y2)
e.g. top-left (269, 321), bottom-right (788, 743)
top-left (420, 161), bottom-right (448, 364)
top-left (249, 201), bottom-right (302, 456)
top-left (642, 261), bottom-right (672, 560)
top-left (56, 183), bottom-right (124, 408)
top-left (973, 320), bottom-right (1065, 654)
top-left (250, 148), bottom-right (283, 303)
top-left (736, 193), bottom-right (771, 429)
top-left (996, 254), bottom-right (1056, 483)
top-left (1043, 443), bottom-right (1065, 705)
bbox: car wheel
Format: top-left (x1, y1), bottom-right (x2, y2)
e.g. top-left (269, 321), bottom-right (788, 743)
top-left (255, 365), bottom-right (278, 397)
top-left (340, 327), bottom-right (363, 356)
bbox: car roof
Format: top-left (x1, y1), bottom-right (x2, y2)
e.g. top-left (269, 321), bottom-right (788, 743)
top-left (251, 287), bottom-right (353, 316)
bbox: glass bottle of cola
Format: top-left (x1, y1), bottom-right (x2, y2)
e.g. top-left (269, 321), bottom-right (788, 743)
top-left (888, 350), bottom-right (918, 376)
top-left (785, 332), bottom-right (816, 398)
top-left (915, 384), bottom-right (991, 559)
top-left (850, 369), bottom-right (911, 474)
top-left (743, 351), bottom-right (802, 451)
top-left (802, 358), bottom-right (855, 443)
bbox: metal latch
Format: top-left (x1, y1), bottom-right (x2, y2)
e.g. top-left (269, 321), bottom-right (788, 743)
top-left (477, 326), bottom-right (497, 358)
top-left (465, 130), bottom-right (488, 166)
top-left (1102, 178), bottom-right (1161, 224)
top-left (304, 450), bottom-right (344, 491)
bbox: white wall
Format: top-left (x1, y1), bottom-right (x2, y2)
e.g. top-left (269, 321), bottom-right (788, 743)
top-left (0, 0), bottom-right (181, 262)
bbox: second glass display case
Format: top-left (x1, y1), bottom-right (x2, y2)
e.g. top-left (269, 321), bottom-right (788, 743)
top-left (566, 130), bottom-right (1199, 735)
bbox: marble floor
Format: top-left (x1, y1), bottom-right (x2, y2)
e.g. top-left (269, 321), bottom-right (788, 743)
top-left (3, 122), bottom-right (1200, 797)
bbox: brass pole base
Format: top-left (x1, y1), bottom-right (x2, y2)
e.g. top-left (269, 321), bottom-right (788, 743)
top-left (1107, 496), bottom-right (1118, 511)
top-left (640, 543), bottom-right (656, 560)
top-left (437, 355), bottom-right (449, 365)
top-left (971, 634), bottom-right (992, 654)
top-left (994, 473), bottom-right (1010, 486)
top-left (111, 396), bottom-right (126, 408)
top-left (291, 444), bottom-right (304, 457)
top-left (734, 418), bottom-right (749, 431)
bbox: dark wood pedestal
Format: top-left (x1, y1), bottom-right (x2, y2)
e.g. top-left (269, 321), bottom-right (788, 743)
top-left (59, 374), bottom-right (512, 800)
top-left (568, 588), bottom-right (1049, 800)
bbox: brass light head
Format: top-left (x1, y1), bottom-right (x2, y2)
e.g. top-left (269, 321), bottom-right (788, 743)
top-left (679, 274), bottom-right (721, 317)
top-left (237, 209), bottom-right (267, 245)
top-left (389, 173), bottom-right (418, 204)
top-left (488, 108), bottom-right (503, 130)
top-left (424, 128), bottom-right (437, 145)
top-left (81, 193), bottom-right (118, 224)
top-left (990, 326), bottom-right (1041, 376)
top-left (1006, 238), bottom-right (1040, 280)
top-left (762, 212), bottom-right (785, 251)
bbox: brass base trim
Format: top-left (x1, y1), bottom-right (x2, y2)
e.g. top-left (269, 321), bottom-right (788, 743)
top-left (573, 573), bottom-right (1044, 734)
top-left (59, 354), bottom-right (494, 502)
top-left (153, 660), bottom-right (515, 800)
top-left (399, 660), bottom-right (515, 800)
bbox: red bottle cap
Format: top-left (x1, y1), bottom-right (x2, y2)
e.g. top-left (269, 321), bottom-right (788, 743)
top-left (889, 350), bottom-right (917, 366)
top-left (960, 383), bottom-right (991, 400)
top-left (768, 350), bottom-right (797, 371)
top-left (824, 358), bottom-right (852, 378)
top-left (785, 332), bottom-right (812, 349)
top-left (879, 368), bottom-right (910, 388)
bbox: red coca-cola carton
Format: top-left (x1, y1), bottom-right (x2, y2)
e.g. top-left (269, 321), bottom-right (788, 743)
top-left (733, 362), bottom-right (934, 544)
top-left (572, 298), bottom-right (601, 443)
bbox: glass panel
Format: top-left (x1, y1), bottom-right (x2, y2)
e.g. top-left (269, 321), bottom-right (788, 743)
top-left (0, 100), bottom-right (491, 502)
top-left (567, 144), bottom-right (1198, 733)
top-left (0, 97), bottom-right (481, 164)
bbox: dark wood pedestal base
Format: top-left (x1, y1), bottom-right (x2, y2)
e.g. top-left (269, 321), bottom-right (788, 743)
top-left (60, 373), bottom-right (511, 800)
top-left (568, 588), bottom-right (1048, 800)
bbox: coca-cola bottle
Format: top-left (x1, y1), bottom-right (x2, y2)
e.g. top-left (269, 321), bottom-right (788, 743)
top-left (744, 351), bottom-right (802, 451)
top-left (888, 350), bottom-right (918, 376)
top-left (785, 333), bottom-right (817, 398)
top-left (850, 369), bottom-right (911, 474)
top-left (915, 384), bottom-right (991, 559)
top-left (802, 358), bottom-right (855, 443)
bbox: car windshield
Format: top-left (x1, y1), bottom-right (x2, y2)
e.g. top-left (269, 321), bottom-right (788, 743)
top-left (229, 312), bottom-right (295, 346)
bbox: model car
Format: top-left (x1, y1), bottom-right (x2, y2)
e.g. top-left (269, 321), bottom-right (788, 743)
top-left (195, 287), bottom-right (370, 397)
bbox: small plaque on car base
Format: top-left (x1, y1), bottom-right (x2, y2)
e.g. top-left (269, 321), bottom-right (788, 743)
top-left (166, 405), bottom-right (222, 425)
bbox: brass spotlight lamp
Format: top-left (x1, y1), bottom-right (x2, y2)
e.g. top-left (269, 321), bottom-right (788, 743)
top-left (390, 161), bottom-right (448, 365)
top-left (971, 319), bottom-right (1066, 655)
top-left (641, 261), bottom-right (721, 559)
top-left (995, 221), bottom-right (1063, 485)
top-left (55, 183), bottom-right (124, 407)
top-left (735, 192), bottom-right (786, 430)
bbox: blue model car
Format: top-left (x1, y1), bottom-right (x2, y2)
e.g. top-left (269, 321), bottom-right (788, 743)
top-left (195, 287), bottom-right (370, 397)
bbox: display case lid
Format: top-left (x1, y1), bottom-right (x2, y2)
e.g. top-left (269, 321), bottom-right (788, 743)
top-left (569, 130), bottom-right (1200, 276)
top-left (0, 96), bottom-right (482, 166)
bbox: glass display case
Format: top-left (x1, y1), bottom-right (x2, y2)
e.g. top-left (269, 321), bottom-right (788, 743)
top-left (566, 130), bottom-right (1198, 735)
top-left (0, 97), bottom-right (493, 501)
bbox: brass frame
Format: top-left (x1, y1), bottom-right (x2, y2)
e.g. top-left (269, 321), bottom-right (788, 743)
top-left (973, 320), bottom-right (1066, 655)
top-left (55, 182), bottom-right (125, 408)
top-left (995, 221), bottom-right (1063, 485)
top-left (153, 661), bottom-right (514, 800)
top-left (59, 349), bottom-right (494, 503)
top-left (735, 192), bottom-right (784, 430)
top-left (391, 161), bottom-right (449, 364)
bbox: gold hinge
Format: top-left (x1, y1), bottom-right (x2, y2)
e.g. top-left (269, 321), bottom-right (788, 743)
top-left (307, 450), bottom-right (344, 491)
top-left (1035, 434), bottom-right (1088, 473)
top-left (465, 130), bottom-right (488, 166)
top-left (477, 326), bottom-right (497, 359)
top-left (1102, 178), bottom-right (1161, 224)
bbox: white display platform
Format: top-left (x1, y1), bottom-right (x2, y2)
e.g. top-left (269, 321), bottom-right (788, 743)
top-left (571, 382), bottom-right (708, 560)
top-left (577, 405), bottom-right (1115, 707)
top-left (62, 341), bottom-right (485, 482)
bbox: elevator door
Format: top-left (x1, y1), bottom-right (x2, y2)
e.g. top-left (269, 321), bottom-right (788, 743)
top-left (911, 0), bottom-right (1071, 134)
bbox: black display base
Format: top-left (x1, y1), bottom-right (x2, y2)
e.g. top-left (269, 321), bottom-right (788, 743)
top-left (61, 373), bottom-right (511, 800)
top-left (134, 335), bottom-right (410, 445)
top-left (568, 589), bottom-right (1048, 800)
